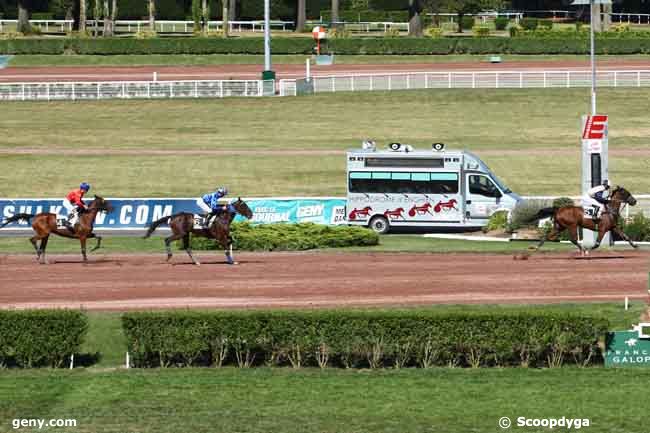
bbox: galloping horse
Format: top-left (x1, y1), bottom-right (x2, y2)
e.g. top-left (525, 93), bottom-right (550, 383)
top-left (0, 196), bottom-right (113, 264)
top-left (529, 186), bottom-right (637, 254)
top-left (143, 198), bottom-right (253, 265)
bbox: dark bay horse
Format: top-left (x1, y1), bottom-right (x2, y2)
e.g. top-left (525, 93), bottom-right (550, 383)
top-left (143, 198), bottom-right (253, 265)
top-left (0, 196), bottom-right (113, 264)
top-left (529, 186), bottom-right (637, 254)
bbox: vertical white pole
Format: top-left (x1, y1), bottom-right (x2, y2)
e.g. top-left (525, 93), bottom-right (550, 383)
top-left (625, 296), bottom-right (629, 310)
top-left (264, 0), bottom-right (271, 72)
top-left (305, 58), bottom-right (311, 81)
top-left (153, 71), bottom-right (157, 82)
top-left (195, 81), bottom-right (198, 98)
top-left (69, 354), bottom-right (74, 369)
top-left (126, 352), bottom-right (130, 368)
top-left (590, 0), bottom-right (597, 115)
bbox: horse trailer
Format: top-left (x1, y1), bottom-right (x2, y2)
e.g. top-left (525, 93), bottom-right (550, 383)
top-left (346, 141), bottom-right (522, 234)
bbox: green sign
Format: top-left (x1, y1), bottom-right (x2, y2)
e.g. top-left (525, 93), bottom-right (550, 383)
top-left (605, 324), bottom-right (650, 367)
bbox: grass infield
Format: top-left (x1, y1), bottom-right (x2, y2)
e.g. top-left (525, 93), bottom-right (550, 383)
top-left (1, 88), bottom-right (649, 197)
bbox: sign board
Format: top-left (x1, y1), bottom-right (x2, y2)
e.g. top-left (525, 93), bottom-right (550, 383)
top-left (0, 198), bottom-right (348, 229)
top-left (581, 114), bottom-right (609, 248)
top-left (605, 323), bottom-right (650, 367)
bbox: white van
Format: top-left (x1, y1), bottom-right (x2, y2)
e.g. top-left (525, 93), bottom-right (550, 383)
top-left (346, 141), bottom-right (521, 233)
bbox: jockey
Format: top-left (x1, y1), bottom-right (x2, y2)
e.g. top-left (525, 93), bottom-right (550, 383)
top-left (586, 180), bottom-right (611, 221)
top-left (63, 182), bottom-right (90, 228)
top-left (196, 187), bottom-right (229, 226)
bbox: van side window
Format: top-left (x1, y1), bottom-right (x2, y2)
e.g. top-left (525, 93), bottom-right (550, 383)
top-left (349, 172), bottom-right (458, 194)
top-left (468, 175), bottom-right (500, 198)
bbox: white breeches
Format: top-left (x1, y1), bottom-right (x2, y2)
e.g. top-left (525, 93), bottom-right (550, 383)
top-left (196, 198), bottom-right (211, 213)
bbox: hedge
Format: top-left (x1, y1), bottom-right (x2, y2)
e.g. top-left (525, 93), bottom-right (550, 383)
top-left (2, 37), bottom-right (650, 55)
top-left (0, 310), bottom-right (88, 368)
top-left (122, 310), bottom-right (608, 368)
top-left (191, 222), bottom-right (379, 251)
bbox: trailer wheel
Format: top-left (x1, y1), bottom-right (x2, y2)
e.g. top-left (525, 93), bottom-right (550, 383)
top-left (369, 216), bottom-right (390, 234)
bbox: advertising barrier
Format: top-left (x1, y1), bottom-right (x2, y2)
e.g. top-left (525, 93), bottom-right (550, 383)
top-left (0, 198), bottom-right (348, 231)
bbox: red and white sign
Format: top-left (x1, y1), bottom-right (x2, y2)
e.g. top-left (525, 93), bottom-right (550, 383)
top-left (312, 26), bottom-right (327, 40)
top-left (582, 115), bottom-right (608, 140)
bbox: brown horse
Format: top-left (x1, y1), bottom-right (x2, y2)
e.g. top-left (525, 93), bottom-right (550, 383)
top-left (0, 196), bottom-right (113, 264)
top-left (143, 198), bottom-right (253, 265)
top-left (530, 186), bottom-right (637, 254)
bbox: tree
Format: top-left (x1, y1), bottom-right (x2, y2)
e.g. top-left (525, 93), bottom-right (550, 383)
top-left (331, 0), bottom-right (339, 28)
top-left (148, 0), bottom-right (156, 31)
top-left (79, 0), bottom-right (87, 32)
top-left (223, 0), bottom-right (229, 36)
top-left (228, 0), bottom-right (235, 21)
top-left (296, 0), bottom-right (306, 32)
top-left (17, 0), bottom-right (32, 34)
top-left (441, 0), bottom-right (481, 33)
top-left (103, 0), bottom-right (117, 36)
top-left (201, 0), bottom-right (209, 34)
top-left (408, 0), bottom-right (423, 36)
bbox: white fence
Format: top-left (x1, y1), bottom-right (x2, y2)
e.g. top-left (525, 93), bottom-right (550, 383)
top-left (85, 19), bottom-right (294, 33)
top-left (0, 79), bottom-right (267, 101)
top-left (280, 70), bottom-right (650, 96)
top-left (0, 19), bottom-right (73, 32)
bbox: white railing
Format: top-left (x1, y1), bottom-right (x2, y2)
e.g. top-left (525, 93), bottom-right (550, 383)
top-left (323, 21), bottom-right (409, 33)
top-left (279, 70), bottom-right (650, 96)
top-left (0, 79), bottom-right (267, 101)
top-left (85, 19), bottom-right (294, 33)
top-left (0, 19), bottom-right (73, 32)
top-left (610, 13), bottom-right (650, 25)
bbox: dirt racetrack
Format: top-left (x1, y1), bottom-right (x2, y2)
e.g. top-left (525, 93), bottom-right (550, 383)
top-left (0, 251), bottom-right (648, 310)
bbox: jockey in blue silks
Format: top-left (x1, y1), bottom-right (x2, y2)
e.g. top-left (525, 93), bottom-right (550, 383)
top-left (196, 187), bottom-right (234, 227)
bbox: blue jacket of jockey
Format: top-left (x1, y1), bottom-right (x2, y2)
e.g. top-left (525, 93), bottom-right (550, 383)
top-left (202, 187), bottom-right (228, 212)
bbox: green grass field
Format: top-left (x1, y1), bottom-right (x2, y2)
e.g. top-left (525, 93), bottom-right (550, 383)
top-left (7, 53), bottom-right (631, 67)
top-left (1, 303), bottom-right (644, 433)
top-left (1, 88), bottom-right (649, 197)
top-left (2, 367), bottom-right (649, 433)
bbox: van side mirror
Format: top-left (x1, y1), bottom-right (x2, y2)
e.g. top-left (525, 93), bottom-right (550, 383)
top-left (495, 190), bottom-right (502, 198)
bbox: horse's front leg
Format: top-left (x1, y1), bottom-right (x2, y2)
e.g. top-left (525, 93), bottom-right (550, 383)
top-left (29, 236), bottom-right (41, 261)
top-left (88, 233), bottom-right (102, 252)
top-left (80, 236), bottom-right (88, 262)
top-left (224, 235), bottom-right (235, 265)
top-left (613, 227), bottom-right (638, 249)
top-left (182, 233), bottom-right (200, 266)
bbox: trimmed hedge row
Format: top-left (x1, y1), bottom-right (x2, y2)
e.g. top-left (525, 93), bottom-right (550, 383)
top-left (191, 222), bottom-right (379, 251)
top-left (3, 37), bottom-right (650, 55)
top-left (122, 311), bottom-right (608, 369)
top-left (0, 310), bottom-right (88, 368)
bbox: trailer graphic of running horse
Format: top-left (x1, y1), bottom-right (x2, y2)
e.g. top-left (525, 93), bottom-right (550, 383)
top-left (434, 199), bottom-right (458, 213)
top-left (408, 202), bottom-right (433, 217)
top-left (348, 206), bottom-right (372, 220)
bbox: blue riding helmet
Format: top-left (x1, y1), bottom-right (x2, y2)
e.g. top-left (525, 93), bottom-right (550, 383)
top-left (216, 187), bottom-right (228, 196)
top-left (80, 182), bottom-right (90, 191)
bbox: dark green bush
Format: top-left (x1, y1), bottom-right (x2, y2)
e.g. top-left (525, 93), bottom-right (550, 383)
top-left (620, 213), bottom-right (650, 242)
top-left (483, 210), bottom-right (508, 233)
top-left (190, 222), bottom-right (379, 251)
top-left (520, 18), bottom-right (538, 31)
top-left (552, 197), bottom-right (575, 209)
top-left (122, 310), bottom-right (608, 369)
top-left (0, 310), bottom-right (88, 368)
top-left (494, 17), bottom-right (509, 31)
top-left (2, 37), bottom-right (650, 56)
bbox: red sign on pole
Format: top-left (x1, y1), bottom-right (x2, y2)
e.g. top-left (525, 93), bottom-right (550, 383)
top-left (582, 115), bottom-right (608, 139)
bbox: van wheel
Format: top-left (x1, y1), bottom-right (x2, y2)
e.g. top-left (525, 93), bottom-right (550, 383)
top-left (369, 216), bottom-right (390, 234)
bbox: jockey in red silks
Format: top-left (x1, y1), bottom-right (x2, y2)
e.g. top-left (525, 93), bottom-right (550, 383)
top-left (63, 182), bottom-right (90, 228)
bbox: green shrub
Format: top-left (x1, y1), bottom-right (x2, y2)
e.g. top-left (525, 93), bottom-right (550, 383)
top-left (520, 18), bottom-right (538, 31)
top-left (494, 17), bottom-right (509, 31)
top-left (31, 12), bottom-right (54, 20)
top-left (461, 16), bottom-right (474, 30)
top-left (426, 27), bottom-right (443, 38)
top-left (190, 222), bottom-right (379, 251)
top-left (472, 25), bottom-right (490, 37)
top-left (620, 213), bottom-right (650, 242)
top-left (553, 197), bottom-right (575, 209)
top-left (2, 37), bottom-right (649, 56)
top-left (328, 27), bottom-right (351, 39)
top-left (134, 29), bottom-right (158, 39)
top-left (509, 24), bottom-right (522, 38)
top-left (0, 310), bottom-right (88, 368)
top-left (122, 310), bottom-right (608, 369)
top-left (320, 9), bottom-right (408, 23)
top-left (484, 210), bottom-right (508, 233)
top-left (384, 27), bottom-right (400, 38)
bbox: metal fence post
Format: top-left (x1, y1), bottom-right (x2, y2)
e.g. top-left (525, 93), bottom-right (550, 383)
top-left (122, 82), bottom-right (126, 98)
top-left (370, 76), bottom-right (373, 91)
top-left (425, 73), bottom-right (428, 89)
top-left (614, 71), bottom-right (618, 88)
top-left (21, 84), bottom-right (25, 101)
top-left (543, 71), bottom-right (547, 88)
top-left (244, 81), bottom-right (248, 96)
top-left (72, 83), bottom-right (76, 101)
top-left (169, 82), bottom-right (173, 98)
top-left (639, 71), bottom-right (642, 87)
top-left (147, 82), bottom-right (151, 99)
top-left (195, 81), bottom-right (199, 98)
top-left (351, 76), bottom-right (355, 92)
top-left (472, 73), bottom-right (475, 89)
top-left (406, 74), bottom-right (410, 90)
top-left (496, 72), bottom-right (499, 88)
top-left (566, 71), bottom-right (570, 88)
top-left (520, 72), bottom-right (523, 88)
top-left (219, 81), bottom-right (223, 98)
top-left (388, 75), bottom-right (392, 91)
top-left (448, 73), bottom-right (452, 89)
top-left (46, 83), bottom-right (50, 101)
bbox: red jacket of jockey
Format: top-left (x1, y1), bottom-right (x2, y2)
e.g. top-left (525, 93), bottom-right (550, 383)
top-left (66, 183), bottom-right (90, 209)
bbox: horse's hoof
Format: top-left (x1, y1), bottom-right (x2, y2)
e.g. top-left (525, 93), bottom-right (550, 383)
top-left (194, 261), bottom-right (201, 266)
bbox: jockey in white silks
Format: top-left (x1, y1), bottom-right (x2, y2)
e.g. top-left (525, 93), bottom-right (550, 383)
top-left (585, 180), bottom-right (611, 221)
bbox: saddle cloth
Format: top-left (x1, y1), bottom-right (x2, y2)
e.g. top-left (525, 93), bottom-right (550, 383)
top-left (56, 219), bottom-right (69, 230)
top-left (193, 215), bottom-right (216, 230)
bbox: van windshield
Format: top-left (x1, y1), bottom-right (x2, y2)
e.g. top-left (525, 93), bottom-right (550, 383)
top-left (488, 171), bottom-right (511, 193)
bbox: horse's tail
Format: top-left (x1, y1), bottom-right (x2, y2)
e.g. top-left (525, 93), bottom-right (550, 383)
top-left (143, 215), bottom-right (173, 238)
top-left (527, 207), bottom-right (556, 223)
top-left (0, 213), bottom-right (35, 228)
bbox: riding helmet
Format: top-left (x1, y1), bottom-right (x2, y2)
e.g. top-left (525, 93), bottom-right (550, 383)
top-left (80, 182), bottom-right (91, 191)
top-left (217, 187), bottom-right (228, 196)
